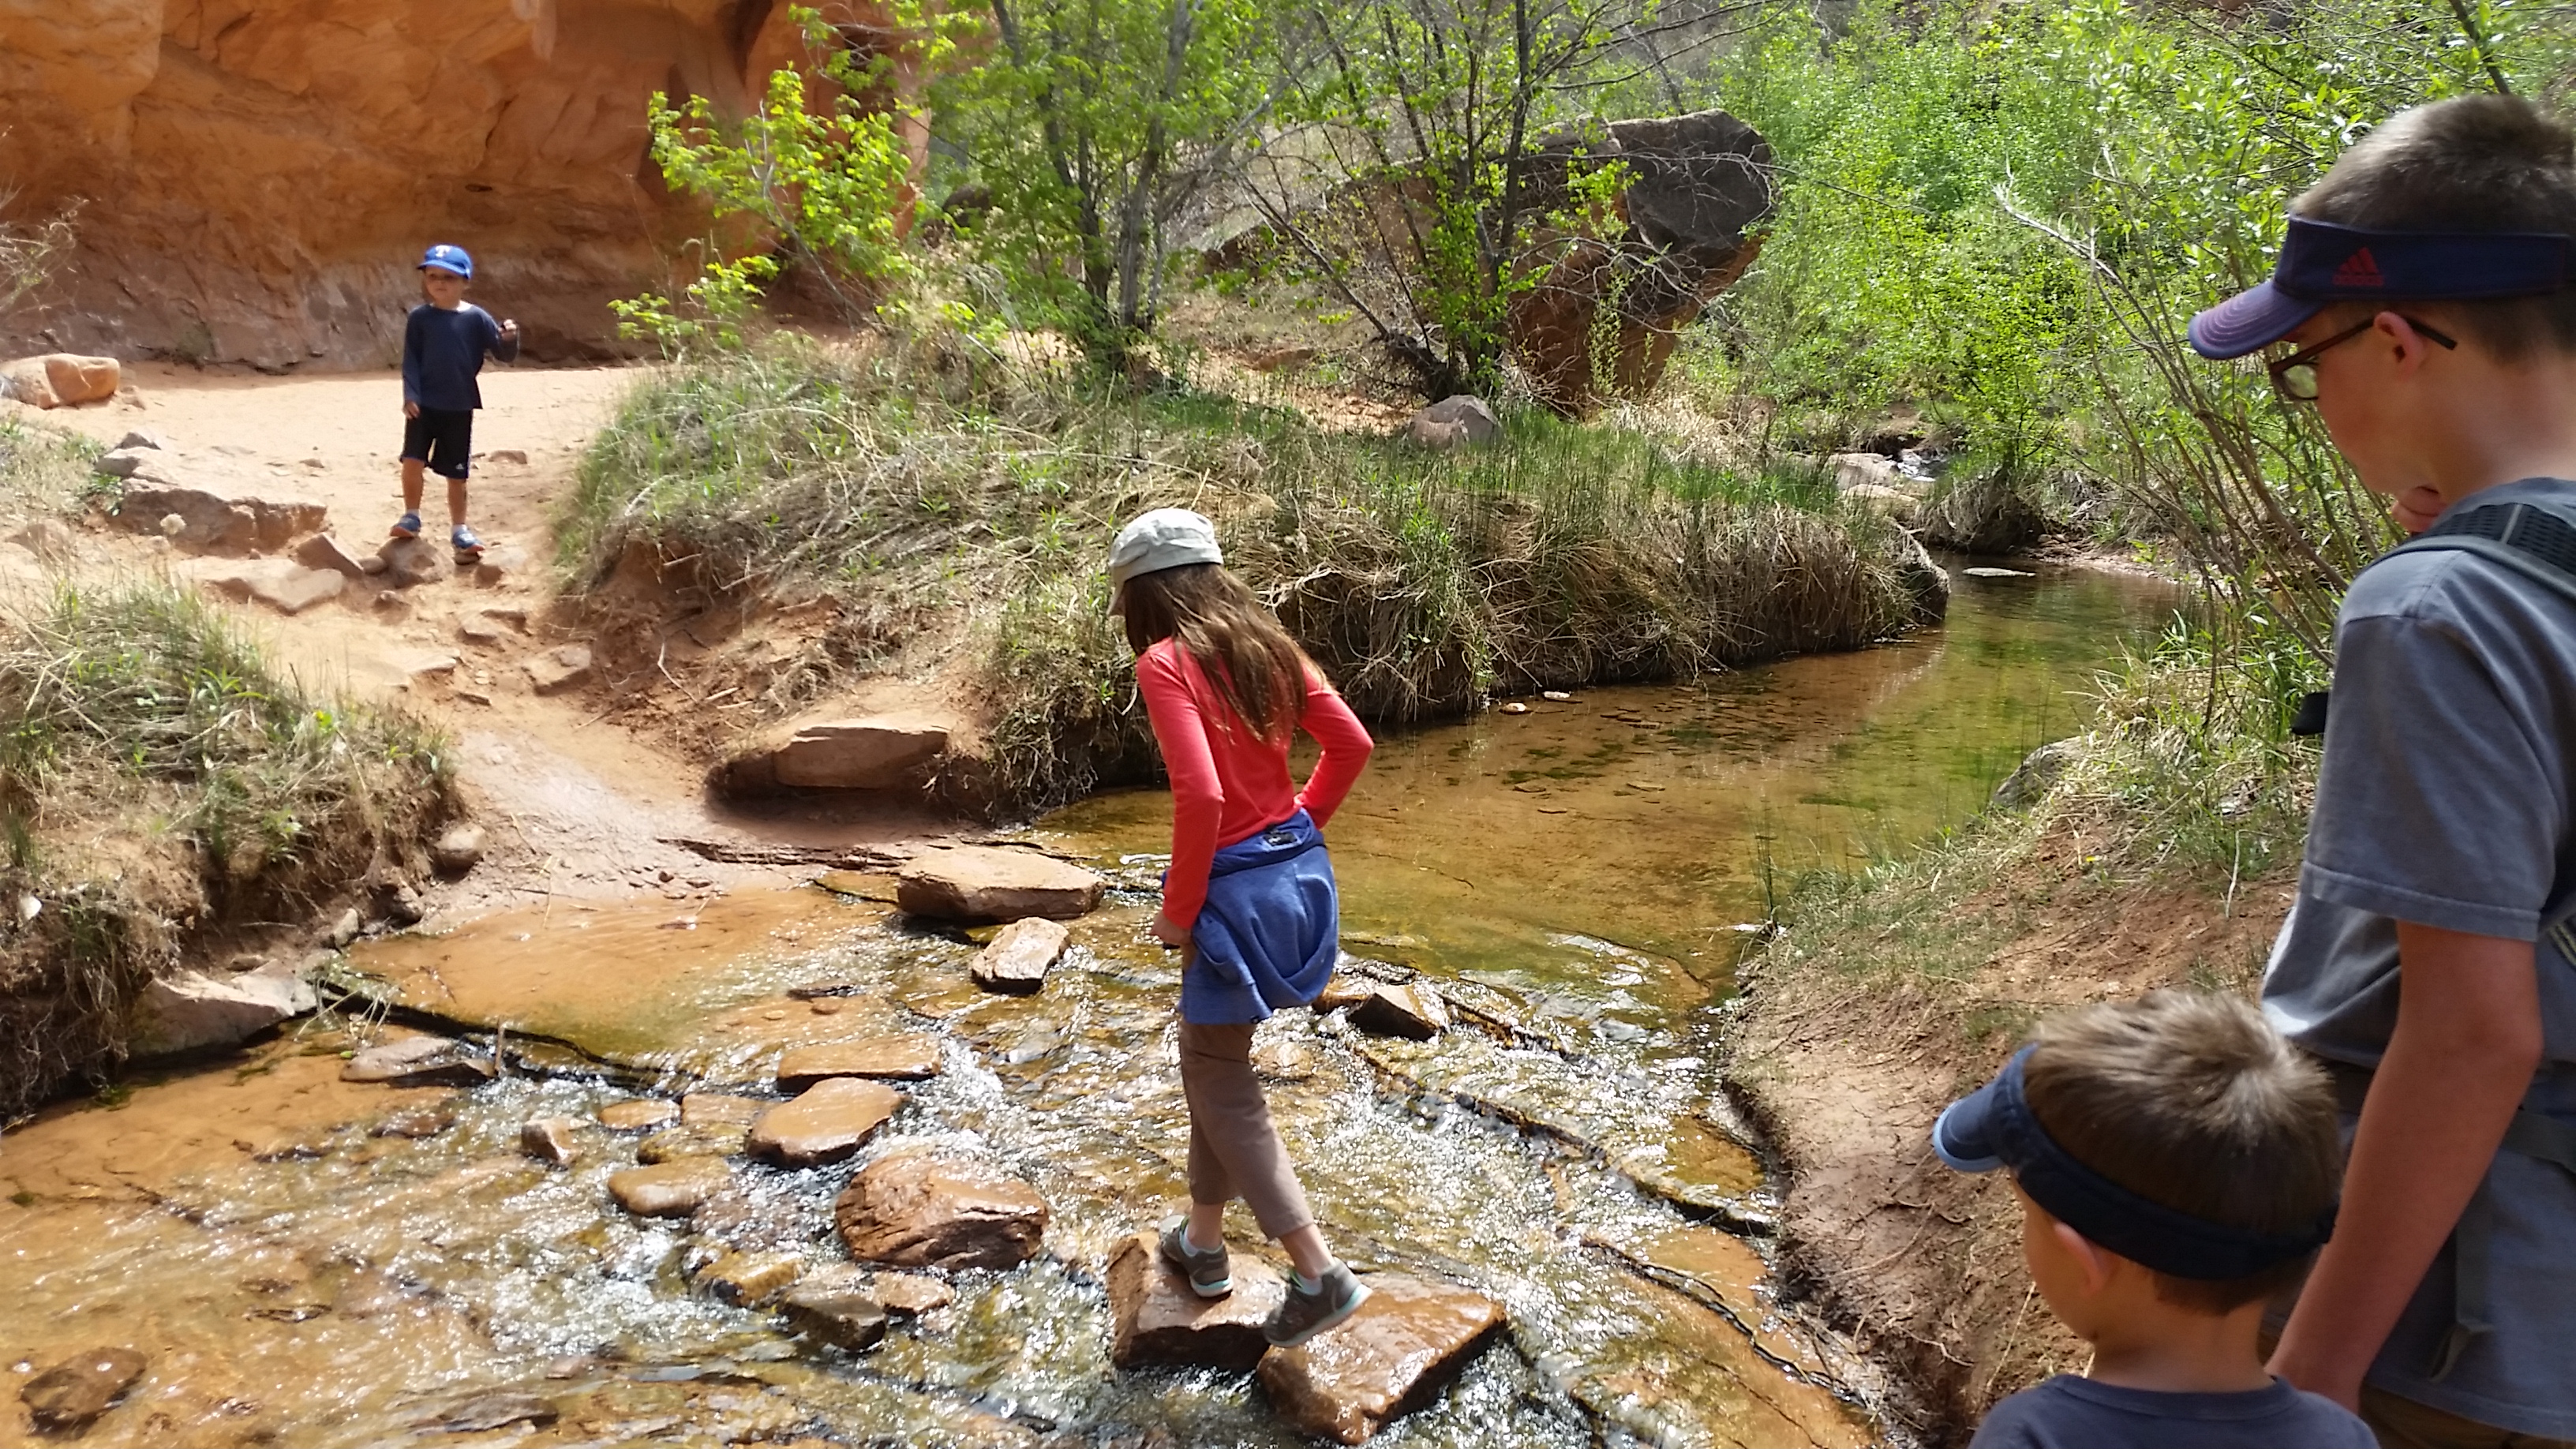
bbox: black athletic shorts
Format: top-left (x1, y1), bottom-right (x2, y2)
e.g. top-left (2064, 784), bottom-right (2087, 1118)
top-left (402, 406), bottom-right (474, 480)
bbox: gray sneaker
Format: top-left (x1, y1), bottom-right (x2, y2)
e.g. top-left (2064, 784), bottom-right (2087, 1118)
top-left (1264, 1263), bottom-right (1370, 1347)
top-left (1159, 1217), bottom-right (1232, 1298)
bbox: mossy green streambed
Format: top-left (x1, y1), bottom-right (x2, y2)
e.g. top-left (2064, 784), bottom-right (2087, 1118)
top-left (0, 564), bottom-right (2174, 1447)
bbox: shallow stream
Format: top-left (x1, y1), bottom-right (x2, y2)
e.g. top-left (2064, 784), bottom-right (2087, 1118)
top-left (0, 564), bottom-right (2176, 1448)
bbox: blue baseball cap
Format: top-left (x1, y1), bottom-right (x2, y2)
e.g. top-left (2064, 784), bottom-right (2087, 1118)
top-left (2188, 216), bottom-right (2570, 359)
top-left (418, 244), bottom-right (474, 280)
top-left (1934, 1045), bottom-right (2338, 1279)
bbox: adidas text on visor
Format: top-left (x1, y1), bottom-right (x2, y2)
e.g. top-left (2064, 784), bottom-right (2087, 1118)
top-left (2188, 216), bottom-right (2571, 360)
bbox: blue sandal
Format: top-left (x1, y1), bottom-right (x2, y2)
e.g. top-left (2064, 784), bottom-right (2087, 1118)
top-left (388, 511), bottom-right (421, 541)
top-left (451, 525), bottom-right (485, 561)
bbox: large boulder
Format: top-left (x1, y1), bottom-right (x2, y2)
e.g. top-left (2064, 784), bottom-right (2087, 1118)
top-left (129, 964), bottom-right (316, 1057)
top-left (0, 354), bottom-right (119, 408)
top-left (1105, 1231), bottom-right (1285, 1369)
top-left (1255, 1275), bottom-right (1507, 1444)
top-left (770, 713), bottom-right (952, 789)
top-left (747, 1078), bottom-right (904, 1168)
top-left (1507, 110), bottom-right (1773, 414)
top-left (895, 846), bottom-right (1103, 923)
top-left (834, 1151), bottom-right (1049, 1271)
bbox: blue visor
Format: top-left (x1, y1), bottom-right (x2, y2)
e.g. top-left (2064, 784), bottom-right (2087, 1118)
top-left (1934, 1046), bottom-right (2338, 1279)
top-left (2189, 217), bottom-right (2570, 359)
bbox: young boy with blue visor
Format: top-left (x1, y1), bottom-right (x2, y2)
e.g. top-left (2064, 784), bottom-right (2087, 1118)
top-left (1935, 991), bottom-right (2371, 1448)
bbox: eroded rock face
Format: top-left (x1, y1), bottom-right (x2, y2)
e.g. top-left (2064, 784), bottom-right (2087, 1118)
top-left (0, 2), bottom-right (923, 369)
top-left (834, 1152), bottom-right (1048, 1271)
top-left (1104, 1231), bottom-right (1284, 1369)
top-left (895, 846), bottom-right (1103, 923)
top-left (770, 714), bottom-right (953, 788)
top-left (1255, 1275), bottom-right (1507, 1444)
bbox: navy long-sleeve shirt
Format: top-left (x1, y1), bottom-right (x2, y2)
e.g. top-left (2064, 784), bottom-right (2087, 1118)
top-left (402, 302), bottom-right (518, 410)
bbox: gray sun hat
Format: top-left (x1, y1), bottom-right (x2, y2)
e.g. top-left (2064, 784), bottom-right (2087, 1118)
top-left (1106, 508), bottom-right (1223, 613)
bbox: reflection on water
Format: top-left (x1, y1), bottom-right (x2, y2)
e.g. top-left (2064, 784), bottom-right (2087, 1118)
top-left (0, 564), bottom-right (2173, 1447)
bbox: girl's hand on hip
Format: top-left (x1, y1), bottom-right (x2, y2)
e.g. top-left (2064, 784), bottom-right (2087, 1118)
top-left (1150, 912), bottom-right (1193, 949)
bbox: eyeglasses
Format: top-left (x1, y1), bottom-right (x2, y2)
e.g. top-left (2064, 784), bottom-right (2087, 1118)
top-left (2268, 315), bottom-right (2457, 401)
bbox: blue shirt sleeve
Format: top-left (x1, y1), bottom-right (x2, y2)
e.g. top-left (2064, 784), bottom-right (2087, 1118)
top-left (401, 308), bottom-right (425, 405)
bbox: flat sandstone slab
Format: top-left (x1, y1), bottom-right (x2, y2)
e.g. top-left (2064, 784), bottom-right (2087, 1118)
top-left (895, 845), bottom-right (1103, 923)
top-left (608, 1158), bottom-right (733, 1219)
top-left (1106, 1231), bottom-right (1285, 1369)
top-left (777, 1036), bottom-right (942, 1089)
top-left (971, 918), bottom-right (1069, 995)
top-left (748, 1078), bottom-right (904, 1167)
top-left (835, 1151), bottom-right (1049, 1271)
top-left (1256, 1275), bottom-right (1506, 1444)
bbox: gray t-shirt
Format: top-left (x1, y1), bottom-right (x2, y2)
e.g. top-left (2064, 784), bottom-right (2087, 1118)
top-left (2263, 476), bottom-right (2576, 1438)
top-left (1968, 1375), bottom-right (2374, 1449)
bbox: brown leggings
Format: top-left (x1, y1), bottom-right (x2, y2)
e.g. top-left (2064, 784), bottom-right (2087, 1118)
top-left (1178, 1019), bottom-right (1316, 1239)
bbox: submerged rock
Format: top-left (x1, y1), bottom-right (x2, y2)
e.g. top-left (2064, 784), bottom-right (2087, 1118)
top-left (835, 1152), bottom-right (1049, 1271)
top-left (780, 1286), bottom-right (890, 1351)
top-left (874, 1272), bottom-right (956, 1316)
top-left (971, 917), bottom-right (1069, 995)
top-left (597, 1098), bottom-right (680, 1133)
top-left (680, 1092), bottom-right (769, 1127)
top-left (894, 845), bottom-right (1103, 923)
top-left (608, 1158), bottom-right (733, 1219)
top-left (1105, 1230), bottom-right (1285, 1369)
top-left (1256, 1275), bottom-right (1507, 1444)
top-left (696, 1250), bottom-right (803, 1307)
top-left (1350, 983), bottom-right (1449, 1040)
top-left (341, 1034), bottom-right (495, 1086)
top-left (748, 1078), bottom-right (903, 1167)
top-left (638, 1123), bottom-right (748, 1163)
top-left (21, 1346), bottom-right (145, 1432)
top-left (412, 1391), bottom-right (559, 1433)
top-left (777, 1036), bottom-right (942, 1089)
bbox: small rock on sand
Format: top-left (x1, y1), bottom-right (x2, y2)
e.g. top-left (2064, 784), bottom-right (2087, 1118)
top-left (835, 1151), bottom-right (1049, 1271)
top-left (747, 1078), bottom-right (904, 1168)
top-left (525, 644), bottom-right (594, 695)
top-left (1256, 1275), bottom-right (1507, 1444)
top-left (430, 822), bottom-right (486, 876)
top-left (21, 1346), bottom-right (146, 1431)
top-left (971, 917), bottom-right (1069, 995)
top-left (1106, 1230), bottom-right (1285, 1369)
top-left (608, 1157), bottom-right (733, 1218)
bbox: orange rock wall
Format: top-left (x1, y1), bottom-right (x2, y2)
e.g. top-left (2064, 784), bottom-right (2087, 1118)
top-left (0, 0), bottom-right (881, 368)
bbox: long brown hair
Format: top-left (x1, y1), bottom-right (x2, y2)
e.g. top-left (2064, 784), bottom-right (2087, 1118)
top-left (1121, 564), bottom-right (1309, 742)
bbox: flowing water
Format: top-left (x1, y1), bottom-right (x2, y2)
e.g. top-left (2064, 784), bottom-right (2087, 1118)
top-left (0, 564), bottom-right (2177, 1449)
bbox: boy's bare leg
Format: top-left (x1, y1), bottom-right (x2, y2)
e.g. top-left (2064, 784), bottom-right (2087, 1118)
top-left (447, 475), bottom-right (470, 530)
top-left (399, 458), bottom-right (426, 517)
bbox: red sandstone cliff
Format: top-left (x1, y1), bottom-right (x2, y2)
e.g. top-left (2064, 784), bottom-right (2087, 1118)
top-left (0, 0), bottom-right (879, 369)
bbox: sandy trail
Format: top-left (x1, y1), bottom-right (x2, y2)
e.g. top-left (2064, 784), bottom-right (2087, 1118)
top-left (32, 361), bottom-right (951, 932)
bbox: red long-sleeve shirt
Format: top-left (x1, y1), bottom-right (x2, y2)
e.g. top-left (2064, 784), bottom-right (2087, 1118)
top-left (1136, 638), bottom-right (1373, 927)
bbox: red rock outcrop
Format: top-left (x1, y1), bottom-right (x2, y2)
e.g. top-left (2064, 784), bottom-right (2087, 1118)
top-left (0, 0), bottom-right (912, 369)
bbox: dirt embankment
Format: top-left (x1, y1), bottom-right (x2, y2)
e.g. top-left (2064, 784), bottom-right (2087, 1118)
top-left (1724, 794), bottom-right (2297, 1447)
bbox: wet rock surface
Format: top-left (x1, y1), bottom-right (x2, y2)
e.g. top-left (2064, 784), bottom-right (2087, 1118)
top-left (1255, 1276), bottom-right (1507, 1444)
top-left (748, 1078), bottom-right (904, 1167)
top-left (597, 1098), bottom-right (681, 1132)
top-left (776, 1035), bottom-right (943, 1088)
top-left (835, 1153), bottom-right (1050, 1271)
top-left (608, 1158), bottom-right (734, 1219)
top-left (519, 1115), bottom-right (581, 1166)
top-left (21, 1346), bottom-right (145, 1431)
top-left (873, 1271), bottom-right (957, 1317)
top-left (696, 1250), bottom-right (803, 1307)
top-left (340, 1034), bottom-right (495, 1086)
top-left (1349, 983), bottom-right (1449, 1040)
top-left (637, 1123), bottom-right (749, 1163)
top-left (895, 845), bottom-right (1104, 923)
top-left (971, 917), bottom-right (1069, 995)
top-left (780, 1286), bottom-right (891, 1351)
top-left (1106, 1231), bottom-right (1285, 1369)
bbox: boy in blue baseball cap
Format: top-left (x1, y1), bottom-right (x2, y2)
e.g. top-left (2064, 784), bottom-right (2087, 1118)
top-left (2188, 95), bottom-right (2576, 1447)
top-left (399, 244), bottom-right (519, 561)
top-left (1936, 992), bottom-right (2370, 1448)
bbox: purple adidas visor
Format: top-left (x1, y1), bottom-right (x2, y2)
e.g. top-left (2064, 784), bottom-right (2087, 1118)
top-left (2188, 217), bottom-right (2571, 360)
top-left (1933, 1046), bottom-right (2338, 1279)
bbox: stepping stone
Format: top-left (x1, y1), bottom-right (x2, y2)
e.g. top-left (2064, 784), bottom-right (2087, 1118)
top-left (835, 1151), bottom-right (1049, 1271)
top-left (608, 1158), bottom-right (732, 1218)
top-left (971, 918), bottom-right (1068, 995)
top-left (747, 1078), bottom-right (903, 1167)
top-left (342, 1035), bottom-right (496, 1086)
top-left (894, 845), bottom-right (1103, 923)
top-left (779, 1286), bottom-right (889, 1351)
top-left (597, 1099), bottom-right (679, 1132)
top-left (1256, 1275), bottom-right (1507, 1444)
top-left (1106, 1230), bottom-right (1285, 1369)
top-left (776, 1036), bottom-right (942, 1090)
top-left (1350, 983), bottom-right (1448, 1040)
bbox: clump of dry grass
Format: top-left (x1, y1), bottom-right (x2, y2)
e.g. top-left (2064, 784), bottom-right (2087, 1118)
top-left (564, 335), bottom-right (1938, 809)
top-left (0, 582), bottom-right (452, 1118)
